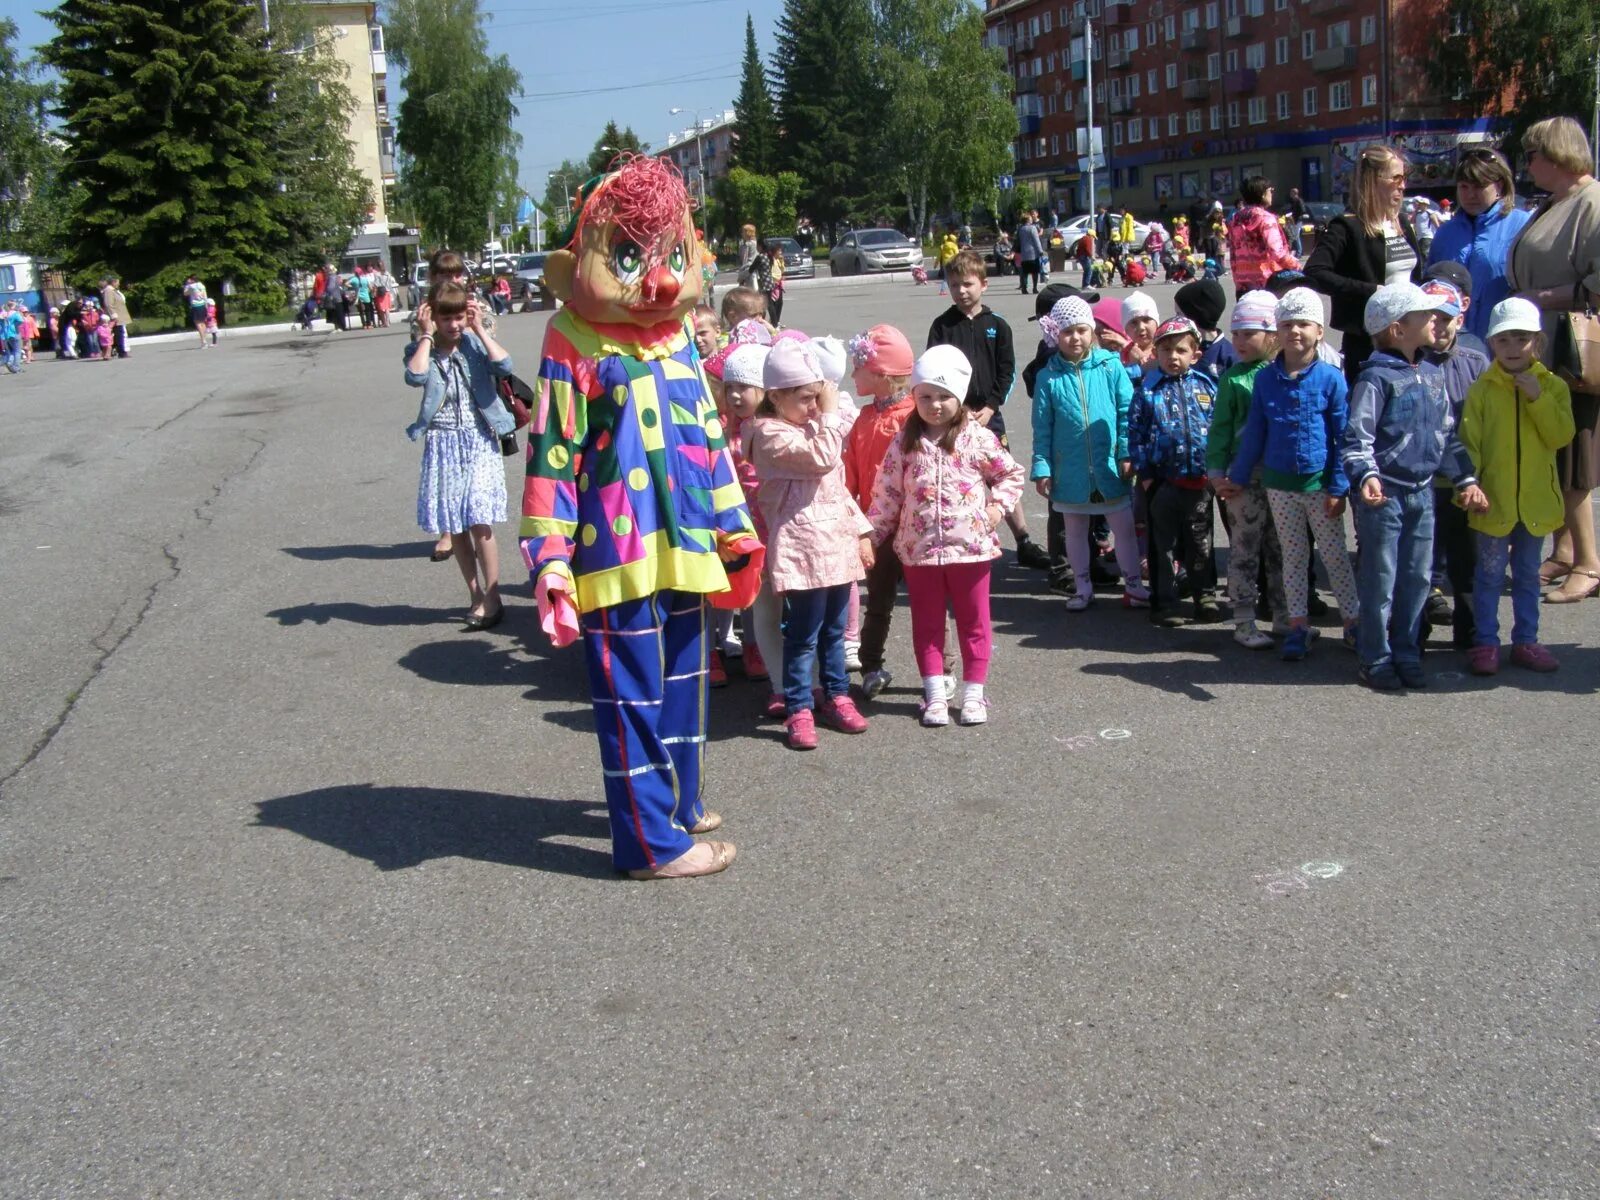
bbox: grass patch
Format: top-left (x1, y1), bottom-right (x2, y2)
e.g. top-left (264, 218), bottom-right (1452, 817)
top-left (127, 306), bottom-right (299, 338)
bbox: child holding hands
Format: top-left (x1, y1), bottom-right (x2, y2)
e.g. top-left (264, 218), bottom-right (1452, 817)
top-left (867, 346), bottom-right (1025, 726)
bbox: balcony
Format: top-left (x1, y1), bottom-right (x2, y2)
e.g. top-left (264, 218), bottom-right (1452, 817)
top-left (1309, 0), bottom-right (1351, 12)
top-left (379, 151), bottom-right (395, 178)
top-left (1015, 72), bottom-right (1038, 93)
top-left (1180, 28), bottom-right (1206, 51)
top-left (1225, 15), bottom-right (1248, 39)
top-left (1312, 44), bottom-right (1357, 72)
top-left (1223, 68), bottom-right (1258, 94)
top-left (1071, 58), bottom-right (1087, 81)
top-left (1107, 46), bottom-right (1131, 68)
top-left (1014, 29), bottom-right (1035, 52)
top-left (370, 50), bottom-right (385, 76)
top-left (1103, 0), bottom-right (1134, 23)
top-left (1181, 78), bottom-right (1209, 100)
top-left (1109, 95), bottom-right (1134, 114)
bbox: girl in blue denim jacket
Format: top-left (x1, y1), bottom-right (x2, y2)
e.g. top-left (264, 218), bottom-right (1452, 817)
top-left (404, 280), bottom-right (516, 630)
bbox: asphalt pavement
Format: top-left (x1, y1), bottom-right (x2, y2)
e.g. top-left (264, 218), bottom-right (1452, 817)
top-left (1, 277), bottom-right (1596, 1198)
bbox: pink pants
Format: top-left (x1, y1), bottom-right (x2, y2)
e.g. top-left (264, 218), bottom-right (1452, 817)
top-left (902, 560), bottom-right (994, 683)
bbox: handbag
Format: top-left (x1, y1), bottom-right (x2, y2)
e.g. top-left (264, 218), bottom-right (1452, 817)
top-left (499, 373), bottom-right (533, 430)
top-left (1553, 287), bottom-right (1600, 396)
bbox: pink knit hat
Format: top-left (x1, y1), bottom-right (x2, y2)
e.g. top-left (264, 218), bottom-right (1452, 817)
top-left (763, 338), bottom-right (823, 390)
top-left (846, 324), bottom-right (915, 375)
top-left (1091, 298), bottom-right (1126, 339)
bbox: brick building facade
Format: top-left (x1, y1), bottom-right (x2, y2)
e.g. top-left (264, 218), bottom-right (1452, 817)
top-left (984, 0), bottom-right (1495, 218)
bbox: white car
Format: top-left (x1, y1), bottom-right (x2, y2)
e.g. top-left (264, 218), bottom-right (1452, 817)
top-left (1051, 213), bottom-right (1155, 250)
top-left (828, 229), bottom-right (923, 275)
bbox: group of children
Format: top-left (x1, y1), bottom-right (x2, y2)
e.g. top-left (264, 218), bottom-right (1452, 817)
top-left (689, 241), bottom-right (1576, 753)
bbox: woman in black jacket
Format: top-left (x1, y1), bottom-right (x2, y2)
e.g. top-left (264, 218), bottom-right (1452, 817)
top-left (1304, 145), bottom-right (1419, 386)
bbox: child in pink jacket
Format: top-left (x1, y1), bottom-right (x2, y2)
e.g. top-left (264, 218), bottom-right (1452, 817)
top-left (745, 339), bottom-right (873, 751)
top-left (867, 345), bottom-right (1025, 728)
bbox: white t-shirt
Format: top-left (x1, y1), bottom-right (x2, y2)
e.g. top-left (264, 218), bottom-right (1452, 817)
top-left (1380, 220), bottom-right (1416, 285)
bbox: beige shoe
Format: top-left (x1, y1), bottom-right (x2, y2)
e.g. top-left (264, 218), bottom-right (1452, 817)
top-left (628, 841), bottom-right (737, 880)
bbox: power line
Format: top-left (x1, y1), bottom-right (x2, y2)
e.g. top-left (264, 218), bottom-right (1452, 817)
top-left (515, 66), bottom-right (737, 101)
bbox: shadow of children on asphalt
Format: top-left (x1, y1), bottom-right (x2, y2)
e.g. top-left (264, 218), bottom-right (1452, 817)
top-left (281, 542), bottom-right (439, 561)
top-left (253, 784), bottom-right (616, 879)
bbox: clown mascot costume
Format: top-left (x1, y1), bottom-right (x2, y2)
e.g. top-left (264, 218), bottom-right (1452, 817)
top-left (520, 156), bottom-right (761, 880)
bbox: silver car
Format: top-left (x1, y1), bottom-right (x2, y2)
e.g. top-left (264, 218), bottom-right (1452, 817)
top-left (829, 228), bottom-right (922, 275)
top-left (773, 237), bottom-right (815, 280)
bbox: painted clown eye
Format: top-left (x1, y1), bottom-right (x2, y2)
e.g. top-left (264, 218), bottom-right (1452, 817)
top-left (611, 240), bottom-right (644, 285)
top-left (667, 243), bottom-right (686, 273)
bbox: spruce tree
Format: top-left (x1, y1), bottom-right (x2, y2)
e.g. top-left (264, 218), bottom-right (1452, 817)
top-left (732, 14), bottom-right (777, 175)
top-left (43, 0), bottom-right (287, 311)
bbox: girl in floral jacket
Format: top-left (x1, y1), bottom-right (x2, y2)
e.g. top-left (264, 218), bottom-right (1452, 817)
top-left (867, 346), bottom-right (1025, 728)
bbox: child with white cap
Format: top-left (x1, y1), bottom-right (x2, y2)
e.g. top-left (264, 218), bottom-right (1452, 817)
top-left (1120, 291), bottom-right (1160, 370)
top-left (1209, 290), bottom-right (1287, 648)
top-left (1457, 297), bottom-right (1576, 676)
top-left (1030, 296), bottom-right (1151, 611)
top-left (1342, 282), bottom-right (1486, 689)
top-left (867, 345), bottom-right (1025, 726)
top-left (1227, 286), bottom-right (1360, 661)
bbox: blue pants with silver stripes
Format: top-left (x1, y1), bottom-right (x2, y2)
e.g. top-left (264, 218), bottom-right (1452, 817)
top-left (580, 591), bottom-right (709, 871)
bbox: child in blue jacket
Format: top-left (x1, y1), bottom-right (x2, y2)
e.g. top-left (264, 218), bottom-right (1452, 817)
top-left (1130, 316), bottom-right (1221, 624)
top-left (1030, 296), bottom-right (1150, 611)
top-left (1222, 287), bottom-right (1359, 661)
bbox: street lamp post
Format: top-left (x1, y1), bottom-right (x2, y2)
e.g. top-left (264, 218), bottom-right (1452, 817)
top-left (669, 107), bottom-right (708, 211)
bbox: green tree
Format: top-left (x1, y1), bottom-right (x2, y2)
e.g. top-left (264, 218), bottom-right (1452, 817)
top-left (773, 0), bottom-right (881, 234)
top-left (732, 14), bottom-right (778, 174)
top-left (586, 121), bottom-right (647, 175)
top-left (873, 0), bottom-right (1016, 239)
top-left (385, 0), bottom-right (522, 252)
top-left (1424, 1), bottom-right (1599, 152)
top-left (0, 19), bottom-right (60, 251)
top-left (42, 0), bottom-right (288, 313)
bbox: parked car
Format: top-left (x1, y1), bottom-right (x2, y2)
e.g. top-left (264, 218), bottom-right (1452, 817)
top-left (512, 252), bottom-right (552, 310)
top-left (828, 229), bottom-right (922, 275)
top-left (1299, 200), bottom-right (1347, 238)
top-left (1052, 213), bottom-right (1155, 252)
top-left (773, 237), bottom-right (815, 280)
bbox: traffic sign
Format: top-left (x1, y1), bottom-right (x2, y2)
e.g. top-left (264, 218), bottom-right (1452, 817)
top-left (998, 174), bottom-right (1014, 190)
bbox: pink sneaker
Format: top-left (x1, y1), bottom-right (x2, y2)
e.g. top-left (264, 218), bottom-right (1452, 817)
top-left (763, 693), bottom-right (786, 720)
top-left (709, 650), bottom-right (728, 688)
top-left (817, 693), bottom-right (869, 734)
top-left (784, 709), bottom-right (818, 750)
top-left (743, 640), bottom-right (768, 680)
top-left (1122, 584), bottom-right (1151, 609)
top-left (1467, 644), bottom-right (1500, 676)
top-left (1510, 642), bottom-right (1559, 673)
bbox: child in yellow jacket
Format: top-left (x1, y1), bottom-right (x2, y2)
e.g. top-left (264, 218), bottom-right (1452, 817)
top-left (1458, 298), bottom-right (1575, 676)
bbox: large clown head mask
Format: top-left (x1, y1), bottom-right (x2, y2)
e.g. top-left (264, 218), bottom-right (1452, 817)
top-left (544, 155), bottom-right (703, 336)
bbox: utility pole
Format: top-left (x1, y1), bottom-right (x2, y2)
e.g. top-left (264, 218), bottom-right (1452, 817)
top-left (1085, 17), bottom-right (1096, 218)
top-left (1591, 34), bottom-right (1599, 176)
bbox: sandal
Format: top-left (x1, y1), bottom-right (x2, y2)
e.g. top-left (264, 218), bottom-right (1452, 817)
top-left (1539, 556), bottom-right (1574, 585)
top-left (1544, 567), bottom-right (1600, 604)
top-left (689, 812), bottom-right (722, 835)
top-left (627, 840), bottom-right (736, 880)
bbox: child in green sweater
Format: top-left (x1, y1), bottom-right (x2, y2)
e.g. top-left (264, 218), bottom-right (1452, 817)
top-left (1207, 290), bottom-right (1286, 648)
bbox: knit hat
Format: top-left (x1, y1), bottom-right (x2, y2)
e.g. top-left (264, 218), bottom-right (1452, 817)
top-left (1175, 278), bottom-right (1227, 331)
top-left (1230, 290), bottom-right (1279, 332)
top-left (702, 342), bottom-right (734, 380)
top-left (722, 344), bottom-right (770, 388)
top-left (1363, 282), bottom-right (1448, 336)
top-left (1030, 281), bottom-right (1099, 320)
top-left (1275, 287), bottom-right (1324, 328)
top-left (1154, 316), bottom-right (1200, 344)
top-left (1485, 297), bottom-right (1542, 339)
top-left (728, 317), bottom-right (774, 347)
top-left (911, 344), bottom-right (973, 399)
top-left (1421, 260), bottom-right (1472, 297)
top-left (763, 338), bottom-right (824, 389)
top-left (1264, 269), bottom-right (1308, 297)
top-left (810, 335), bottom-right (849, 386)
top-left (1419, 279), bottom-right (1465, 318)
top-left (1038, 296), bottom-right (1095, 344)
top-left (1121, 291), bottom-right (1159, 328)
top-left (1091, 298), bottom-right (1126, 338)
top-left (847, 324), bottom-right (915, 375)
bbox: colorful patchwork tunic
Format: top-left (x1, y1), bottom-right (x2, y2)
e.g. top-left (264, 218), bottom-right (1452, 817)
top-left (519, 311), bottom-right (757, 611)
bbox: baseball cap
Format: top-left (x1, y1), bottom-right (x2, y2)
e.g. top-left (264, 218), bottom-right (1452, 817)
top-left (1421, 260), bottom-right (1472, 297)
top-left (1419, 279), bottom-right (1465, 318)
top-left (911, 344), bottom-right (973, 398)
top-left (1154, 316), bottom-right (1200, 343)
top-left (1484, 297), bottom-right (1542, 339)
top-left (1363, 282), bottom-right (1449, 336)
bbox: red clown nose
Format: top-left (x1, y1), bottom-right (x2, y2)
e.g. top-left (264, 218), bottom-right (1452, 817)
top-left (642, 265), bottom-right (679, 306)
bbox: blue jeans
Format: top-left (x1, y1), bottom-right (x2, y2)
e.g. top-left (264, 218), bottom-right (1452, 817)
top-left (1472, 524), bottom-right (1544, 646)
top-left (1, 336), bottom-right (19, 373)
top-left (1354, 486), bottom-right (1434, 669)
top-left (782, 584), bottom-right (851, 714)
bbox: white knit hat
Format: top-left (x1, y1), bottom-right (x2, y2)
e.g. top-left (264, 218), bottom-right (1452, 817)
top-left (1121, 291), bottom-right (1159, 328)
top-left (810, 335), bottom-right (849, 386)
top-left (1275, 287), bottom-right (1324, 328)
top-left (911, 344), bottom-right (973, 399)
top-left (1039, 295), bottom-right (1096, 344)
top-left (721, 344), bottom-right (769, 388)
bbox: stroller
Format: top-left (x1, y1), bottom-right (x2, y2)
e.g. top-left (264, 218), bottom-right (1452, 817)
top-left (296, 297), bottom-right (319, 331)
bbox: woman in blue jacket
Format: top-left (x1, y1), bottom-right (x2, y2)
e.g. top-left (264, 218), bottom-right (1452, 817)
top-left (1426, 148), bottom-right (1530, 343)
top-left (1030, 296), bottom-right (1150, 610)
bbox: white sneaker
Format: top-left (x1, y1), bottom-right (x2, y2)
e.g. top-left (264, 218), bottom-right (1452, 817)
top-left (860, 668), bottom-right (892, 699)
top-left (920, 697), bottom-right (950, 727)
top-left (1065, 592), bottom-right (1093, 612)
top-left (722, 632), bottom-right (743, 659)
top-left (844, 640), bottom-right (862, 671)
top-left (959, 697), bottom-right (989, 725)
top-left (1233, 619), bottom-right (1274, 650)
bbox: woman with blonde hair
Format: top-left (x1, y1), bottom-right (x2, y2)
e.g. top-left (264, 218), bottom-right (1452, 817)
top-left (1305, 144), bottom-right (1420, 384)
top-left (736, 223), bottom-right (760, 287)
top-left (1504, 116), bottom-right (1600, 602)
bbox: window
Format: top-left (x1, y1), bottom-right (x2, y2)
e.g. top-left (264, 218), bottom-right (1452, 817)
top-left (368, 25), bottom-right (384, 52)
top-left (1033, 56), bottom-right (1042, 75)
top-left (1247, 0), bottom-right (1264, 13)
top-left (1126, 27), bottom-right (1139, 51)
top-left (1064, 89), bottom-right (1074, 110)
top-left (1148, 68), bottom-right (1158, 92)
top-left (1183, 8), bottom-right (1200, 32)
top-left (1275, 36), bottom-right (1289, 64)
top-left (1227, 100), bottom-right (1240, 127)
top-left (1301, 29), bottom-right (1316, 57)
top-left (1061, 5), bottom-right (1070, 24)
top-left (1110, 77), bottom-right (1123, 98)
top-left (1187, 109), bottom-right (1203, 132)
top-left (1030, 16), bottom-right (1040, 36)
top-left (1302, 86), bottom-right (1318, 115)
top-left (1043, 10), bottom-right (1052, 31)
top-left (1048, 92), bottom-right (1057, 114)
top-left (1147, 21), bottom-right (1157, 44)
top-left (1226, 0), bottom-right (1239, 16)
top-left (1207, 52), bottom-right (1220, 79)
top-left (1165, 14), bottom-right (1177, 39)
top-left (1360, 15), bottom-right (1376, 44)
top-left (0, 265), bottom-right (14, 292)
top-left (1037, 136), bottom-right (1047, 157)
top-left (1210, 104), bottom-right (1222, 130)
top-left (1052, 134), bottom-right (1060, 155)
top-left (1169, 112), bottom-right (1181, 135)
top-left (1129, 120), bottom-right (1142, 143)
top-left (1150, 116), bottom-right (1161, 139)
top-left (1362, 74), bottom-right (1377, 105)
top-left (1329, 80), bottom-right (1351, 110)
top-left (1205, 2), bottom-right (1218, 29)
top-left (1276, 90), bottom-right (1290, 119)
top-left (1128, 166), bottom-right (1141, 187)
top-left (1225, 49), bottom-right (1239, 71)
top-left (1246, 42), bottom-right (1264, 68)
top-left (1248, 96), bottom-right (1266, 123)
top-left (1274, 0), bottom-right (1287, 8)
top-left (1166, 63), bottom-right (1178, 87)
top-left (1113, 121), bottom-right (1124, 145)
top-left (1129, 75), bottom-right (1141, 97)
top-left (1046, 52), bottom-right (1056, 71)
top-left (1328, 21), bottom-right (1350, 48)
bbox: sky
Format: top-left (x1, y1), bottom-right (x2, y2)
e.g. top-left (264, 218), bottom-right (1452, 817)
top-left (9, 0), bottom-right (786, 201)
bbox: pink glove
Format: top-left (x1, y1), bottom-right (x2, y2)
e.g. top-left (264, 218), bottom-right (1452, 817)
top-left (535, 573), bottom-right (580, 647)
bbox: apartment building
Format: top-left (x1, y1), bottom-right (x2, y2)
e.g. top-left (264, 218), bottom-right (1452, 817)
top-left (985, 0), bottom-right (1495, 216)
top-left (655, 110), bottom-right (739, 204)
